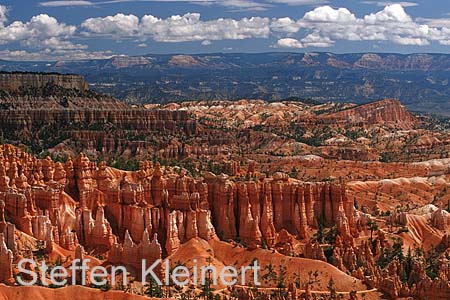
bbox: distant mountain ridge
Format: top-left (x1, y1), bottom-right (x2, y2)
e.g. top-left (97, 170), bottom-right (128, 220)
top-left (1, 52), bottom-right (450, 115)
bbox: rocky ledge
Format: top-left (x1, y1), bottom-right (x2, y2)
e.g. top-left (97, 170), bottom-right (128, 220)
top-left (0, 72), bottom-right (89, 92)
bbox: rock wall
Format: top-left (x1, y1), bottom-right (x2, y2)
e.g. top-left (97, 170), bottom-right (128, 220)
top-left (0, 109), bottom-right (195, 133)
top-left (0, 233), bottom-right (12, 284)
top-left (0, 144), bottom-right (358, 288)
top-left (0, 72), bottom-right (89, 92)
top-left (108, 229), bottom-right (162, 279)
top-left (0, 109), bottom-right (197, 156)
top-left (0, 72), bottom-right (197, 157)
top-left (0, 144), bottom-right (355, 256)
top-left (205, 172), bottom-right (356, 247)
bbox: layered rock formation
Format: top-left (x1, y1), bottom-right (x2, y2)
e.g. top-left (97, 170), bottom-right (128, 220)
top-left (323, 228), bottom-right (450, 300)
top-left (0, 72), bottom-right (197, 157)
top-left (2, 71), bottom-right (450, 300)
top-left (0, 201), bottom-right (13, 285)
top-left (0, 143), bottom-right (357, 271)
top-left (205, 172), bottom-right (355, 247)
top-left (318, 99), bottom-right (418, 129)
top-left (0, 72), bottom-right (89, 92)
top-left (0, 109), bottom-right (194, 132)
top-left (432, 208), bottom-right (450, 230)
top-left (108, 230), bottom-right (162, 279)
top-left (0, 144), bottom-right (220, 278)
top-left (0, 233), bottom-right (13, 284)
top-left (76, 206), bottom-right (115, 251)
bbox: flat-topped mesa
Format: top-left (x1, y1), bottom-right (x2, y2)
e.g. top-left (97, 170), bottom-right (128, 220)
top-left (0, 72), bottom-right (89, 92)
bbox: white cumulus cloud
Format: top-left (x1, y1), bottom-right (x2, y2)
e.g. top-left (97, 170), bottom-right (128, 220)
top-left (82, 12), bottom-right (270, 43)
top-left (270, 17), bottom-right (299, 33)
top-left (275, 33), bottom-right (333, 48)
top-left (275, 4), bottom-right (450, 48)
top-left (276, 37), bottom-right (304, 48)
top-left (0, 5), bottom-right (112, 60)
top-left (302, 6), bottom-right (357, 23)
top-left (0, 13), bottom-right (76, 45)
top-left (82, 13), bottom-right (139, 35)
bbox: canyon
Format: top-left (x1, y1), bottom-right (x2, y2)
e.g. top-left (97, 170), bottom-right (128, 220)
top-left (1, 72), bottom-right (450, 300)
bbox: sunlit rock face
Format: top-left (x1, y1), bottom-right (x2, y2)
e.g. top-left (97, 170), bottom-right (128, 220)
top-left (0, 144), bottom-right (356, 258)
top-left (205, 172), bottom-right (355, 248)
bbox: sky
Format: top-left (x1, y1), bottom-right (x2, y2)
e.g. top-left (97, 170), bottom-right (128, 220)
top-left (0, 0), bottom-right (450, 60)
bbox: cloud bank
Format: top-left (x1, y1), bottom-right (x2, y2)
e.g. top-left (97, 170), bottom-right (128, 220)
top-left (1, 3), bottom-right (450, 60)
top-left (81, 13), bottom-right (270, 42)
top-left (79, 4), bottom-right (450, 48)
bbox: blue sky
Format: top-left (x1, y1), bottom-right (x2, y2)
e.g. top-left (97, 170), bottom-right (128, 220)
top-left (0, 0), bottom-right (450, 60)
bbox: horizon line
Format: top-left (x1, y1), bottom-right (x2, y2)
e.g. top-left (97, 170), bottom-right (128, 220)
top-left (3, 51), bottom-right (450, 63)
